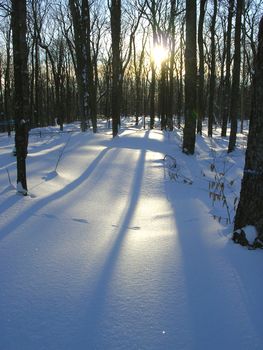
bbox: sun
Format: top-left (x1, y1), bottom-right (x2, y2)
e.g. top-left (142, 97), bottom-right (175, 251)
top-left (151, 44), bottom-right (168, 68)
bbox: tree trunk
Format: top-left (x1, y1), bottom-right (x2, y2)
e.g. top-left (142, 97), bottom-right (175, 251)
top-left (197, 0), bottom-right (206, 135)
top-left (133, 32), bottom-right (146, 126)
top-left (4, 26), bottom-right (11, 136)
top-left (160, 55), bottom-right (168, 130)
top-left (177, 28), bottom-right (184, 128)
top-left (221, 0), bottom-right (234, 137)
top-left (45, 51), bottom-right (51, 126)
top-left (240, 21), bottom-right (246, 134)
top-left (69, 0), bottom-right (87, 131)
top-left (167, 0), bottom-right (176, 132)
top-left (234, 17), bottom-right (263, 237)
top-left (83, 0), bottom-right (97, 133)
top-left (228, 0), bottom-right (243, 152)
top-left (207, 0), bottom-right (217, 137)
top-left (110, 0), bottom-right (121, 137)
top-left (183, 0), bottom-right (197, 154)
top-left (11, 0), bottom-right (29, 194)
top-left (150, 61), bottom-right (156, 129)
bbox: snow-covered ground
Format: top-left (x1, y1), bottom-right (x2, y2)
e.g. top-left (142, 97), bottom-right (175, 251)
top-left (0, 119), bottom-right (262, 350)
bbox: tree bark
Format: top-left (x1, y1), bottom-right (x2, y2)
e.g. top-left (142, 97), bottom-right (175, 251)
top-left (167, 0), bottom-right (176, 131)
top-left (82, 0), bottom-right (97, 133)
top-left (149, 60), bottom-right (156, 129)
top-left (182, 0), bottom-right (197, 154)
top-left (234, 17), bottom-right (263, 237)
top-left (160, 60), bottom-right (168, 130)
top-left (221, 0), bottom-right (234, 137)
top-left (4, 26), bottom-right (11, 136)
top-left (207, 0), bottom-right (217, 137)
top-left (110, 0), bottom-right (121, 137)
top-left (11, 0), bottom-right (29, 194)
top-left (133, 33), bottom-right (146, 126)
top-left (69, 0), bottom-right (88, 131)
top-left (228, 0), bottom-right (244, 152)
top-left (197, 0), bottom-right (206, 135)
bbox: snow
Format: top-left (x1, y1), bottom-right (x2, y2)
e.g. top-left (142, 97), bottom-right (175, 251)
top-left (241, 226), bottom-right (258, 245)
top-left (0, 119), bottom-right (262, 350)
top-left (17, 182), bottom-right (27, 195)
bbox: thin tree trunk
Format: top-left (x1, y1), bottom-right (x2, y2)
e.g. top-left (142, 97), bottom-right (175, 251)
top-left (160, 61), bottom-right (168, 130)
top-left (221, 0), bottom-right (234, 137)
top-left (197, 0), bottom-right (206, 135)
top-left (110, 0), bottom-right (121, 137)
top-left (34, 33), bottom-right (40, 127)
top-left (228, 0), bottom-right (244, 152)
top-left (45, 51), bottom-right (50, 125)
top-left (69, 0), bottom-right (87, 131)
top-left (83, 0), bottom-right (97, 133)
top-left (183, 0), bottom-right (197, 154)
top-left (11, 0), bottom-right (29, 194)
top-left (4, 26), bottom-right (11, 136)
top-left (207, 0), bottom-right (217, 137)
top-left (177, 29), bottom-right (184, 128)
top-left (150, 61), bottom-right (156, 129)
top-left (167, 0), bottom-right (176, 131)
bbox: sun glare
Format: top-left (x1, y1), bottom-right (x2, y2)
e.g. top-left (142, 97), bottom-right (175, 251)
top-left (151, 45), bottom-right (168, 68)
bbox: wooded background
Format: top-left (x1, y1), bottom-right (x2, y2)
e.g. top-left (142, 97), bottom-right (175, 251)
top-left (0, 0), bottom-right (261, 136)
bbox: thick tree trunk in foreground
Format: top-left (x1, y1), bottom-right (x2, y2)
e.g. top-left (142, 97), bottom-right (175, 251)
top-left (12, 0), bottom-right (29, 194)
top-left (234, 17), bottom-right (263, 237)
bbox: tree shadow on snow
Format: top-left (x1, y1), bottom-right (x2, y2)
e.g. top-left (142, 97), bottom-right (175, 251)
top-left (0, 146), bottom-right (111, 241)
top-left (72, 132), bottom-right (149, 347)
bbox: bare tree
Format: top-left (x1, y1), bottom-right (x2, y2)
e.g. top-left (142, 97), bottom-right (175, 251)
top-left (182, 0), bottom-right (197, 154)
top-left (197, 0), bottom-right (207, 135)
top-left (110, 0), bottom-right (121, 137)
top-left (221, 0), bottom-right (234, 137)
top-left (132, 27), bottom-right (147, 126)
top-left (104, 0), bottom-right (143, 134)
top-left (207, 0), bottom-right (217, 137)
top-left (228, 0), bottom-right (244, 152)
top-left (69, 0), bottom-right (97, 132)
top-left (145, 0), bottom-right (159, 129)
top-left (166, 0), bottom-right (177, 131)
top-left (11, 0), bottom-right (29, 194)
top-left (3, 23), bottom-right (12, 134)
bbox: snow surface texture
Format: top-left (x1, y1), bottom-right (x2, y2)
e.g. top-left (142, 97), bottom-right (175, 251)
top-left (0, 119), bottom-right (262, 350)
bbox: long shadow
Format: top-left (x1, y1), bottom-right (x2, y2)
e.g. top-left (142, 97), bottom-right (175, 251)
top-left (166, 189), bottom-right (231, 345)
top-left (166, 178), bottom-right (263, 348)
top-left (77, 131), bottom-right (149, 346)
top-left (0, 187), bottom-right (24, 218)
top-left (0, 146), bottom-right (111, 241)
top-left (0, 153), bottom-right (16, 174)
top-left (0, 133), bottom-right (86, 195)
